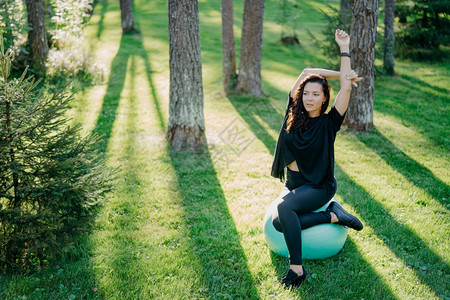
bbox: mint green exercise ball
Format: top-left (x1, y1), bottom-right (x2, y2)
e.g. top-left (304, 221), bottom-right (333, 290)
top-left (263, 198), bottom-right (348, 259)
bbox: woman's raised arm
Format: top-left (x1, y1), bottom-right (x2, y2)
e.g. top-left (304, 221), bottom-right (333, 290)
top-left (333, 29), bottom-right (362, 116)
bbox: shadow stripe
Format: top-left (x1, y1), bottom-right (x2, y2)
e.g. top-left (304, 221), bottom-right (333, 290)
top-left (356, 127), bottom-right (449, 208)
top-left (336, 165), bottom-right (449, 298)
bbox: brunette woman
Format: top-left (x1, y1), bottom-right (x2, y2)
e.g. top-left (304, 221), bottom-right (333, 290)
top-left (271, 29), bottom-right (364, 288)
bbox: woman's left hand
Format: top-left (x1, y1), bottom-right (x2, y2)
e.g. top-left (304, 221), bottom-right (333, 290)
top-left (335, 29), bottom-right (350, 49)
top-left (345, 70), bottom-right (363, 87)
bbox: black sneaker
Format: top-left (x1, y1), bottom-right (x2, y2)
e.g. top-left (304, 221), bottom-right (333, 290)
top-left (280, 266), bottom-right (307, 288)
top-left (327, 201), bottom-right (363, 231)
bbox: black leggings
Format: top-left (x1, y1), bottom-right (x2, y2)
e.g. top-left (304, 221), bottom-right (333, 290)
top-left (272, 171), bottom-right (335, 265)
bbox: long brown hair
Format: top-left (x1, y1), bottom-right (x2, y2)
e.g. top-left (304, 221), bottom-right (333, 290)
top-left (286, 74), bottom-right (331, 132)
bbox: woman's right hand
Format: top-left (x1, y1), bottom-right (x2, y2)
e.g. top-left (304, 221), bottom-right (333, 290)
top-left (346, 70), bottom-right (363, 87)
top-left (335, 29), bottom-right (350, 51)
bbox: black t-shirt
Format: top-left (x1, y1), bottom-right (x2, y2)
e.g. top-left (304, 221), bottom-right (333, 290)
top-left (271, 93), bottom-right (346, 193)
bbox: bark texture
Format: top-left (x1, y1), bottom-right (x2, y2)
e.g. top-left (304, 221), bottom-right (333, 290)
top-left (384, 0), bottom-right (395, 75)
top-left (347, 0), bottom-right (380, 131)
top-left (167, 0), bottom-right (205, 151)
top-left (221, 0), bottom-right (237, 92)
top-left (25, 0), bottom-right (48, 73)
top-left (235, 0), bottom-right (264, 97)
top-left (119, 0), bottom-right (135, 33)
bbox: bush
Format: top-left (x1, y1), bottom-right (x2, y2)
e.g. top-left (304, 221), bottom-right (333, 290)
top-left (395, 23), bottom-right (448, 60)
top-left (395, 0), bottom-right (450, 61)
top-left (0, 41), bottom-right (115, 273)
top-left (45, 0), bottom-right (106, 84)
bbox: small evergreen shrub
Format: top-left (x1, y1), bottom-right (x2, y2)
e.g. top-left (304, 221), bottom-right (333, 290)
top-left (0, 41), bottom-right (115, 273)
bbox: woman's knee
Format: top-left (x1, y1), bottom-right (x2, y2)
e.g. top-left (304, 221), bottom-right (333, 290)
top-left (272, 216), bottom-right (283, 232)
top-left (277, 200), bottom-right (292, 217)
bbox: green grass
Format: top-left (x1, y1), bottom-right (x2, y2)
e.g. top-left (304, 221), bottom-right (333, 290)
top-left (1, 0), bottom-right (449, 299)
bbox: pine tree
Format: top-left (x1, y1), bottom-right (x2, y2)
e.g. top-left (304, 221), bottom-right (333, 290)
top-left (0, 41), bottom-right (114, 272)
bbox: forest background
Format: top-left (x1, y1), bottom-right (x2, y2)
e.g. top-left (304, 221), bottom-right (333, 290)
top-left (0, 0), bottom-right (449, 299)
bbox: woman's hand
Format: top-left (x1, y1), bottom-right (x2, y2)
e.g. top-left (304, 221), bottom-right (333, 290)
top-left (335, 29), bottom-right (350, 50)
top-left (334, 29), bottom-right (354, 115)
top-left (345, 70), bottom-right (363, 87)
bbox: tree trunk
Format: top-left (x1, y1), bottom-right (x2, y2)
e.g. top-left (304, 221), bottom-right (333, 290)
top-left (25, 0), bottom-right (49, 74)
top-left (167, 0), bottom-right (205, 151)
top-left (397, 2), bottom-right (407, 24)
top-left (384, 0), bottom-right (395, 75)
top-left (346, 0), bottom-right (380, 131)
top-left (235, 0), bottom-right (264, 97)
top-left (119, 0), bottom-right (136, 33)
top-left (221, 0), bottom-right (237, 92)
top-left (339, 0), bottom-right (351, 28)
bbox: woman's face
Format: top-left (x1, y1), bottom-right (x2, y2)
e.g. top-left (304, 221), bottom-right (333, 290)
top-left (302, 82), bottom-right (326, 117)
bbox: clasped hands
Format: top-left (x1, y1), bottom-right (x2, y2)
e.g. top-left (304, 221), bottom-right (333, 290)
top-left (346, 70), bottom-right (363, 87)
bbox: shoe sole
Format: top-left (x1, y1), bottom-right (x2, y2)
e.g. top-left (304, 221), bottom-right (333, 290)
top-left (331, 202), bottom-right (363, 231)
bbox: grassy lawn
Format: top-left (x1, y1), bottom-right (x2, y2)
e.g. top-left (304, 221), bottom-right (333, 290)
top-left (1, 0), bottom-right (449, 299)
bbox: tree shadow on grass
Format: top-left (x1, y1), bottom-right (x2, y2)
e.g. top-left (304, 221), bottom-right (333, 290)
top-left (93, 0), bottom-right (108, 39)
top-left (98, 55), bottom-right (151, 297)
top-left (397, 73), bottom-right (449, 96)
top-left (93, 54), bottom-right (207, 298)
top-left (269, 238), bottom-right (398, 299)
top-left (335, 165), bottom-right (450, 298)
top-left (93, 31), bottom-right (162, 153)
top-left (168, 149), bottom-right (260, 298)
top-left (356, 127), bottom-right (449, 208)
top-left (226, 95), bottom-right (285, 157)
top-left (85, 33), bottom-right (149, 298)
top-left (374, 74), bottom-right (449, 149)
top-left (92, 35), bottom-right (128, 154)
top-left (93, 54), bottom-right (198, 298)
top-left (135, 8), bottom-right (258, 293)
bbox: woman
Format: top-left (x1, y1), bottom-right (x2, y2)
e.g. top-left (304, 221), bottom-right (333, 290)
top-left (270, 29), bottom-right (364, 288)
